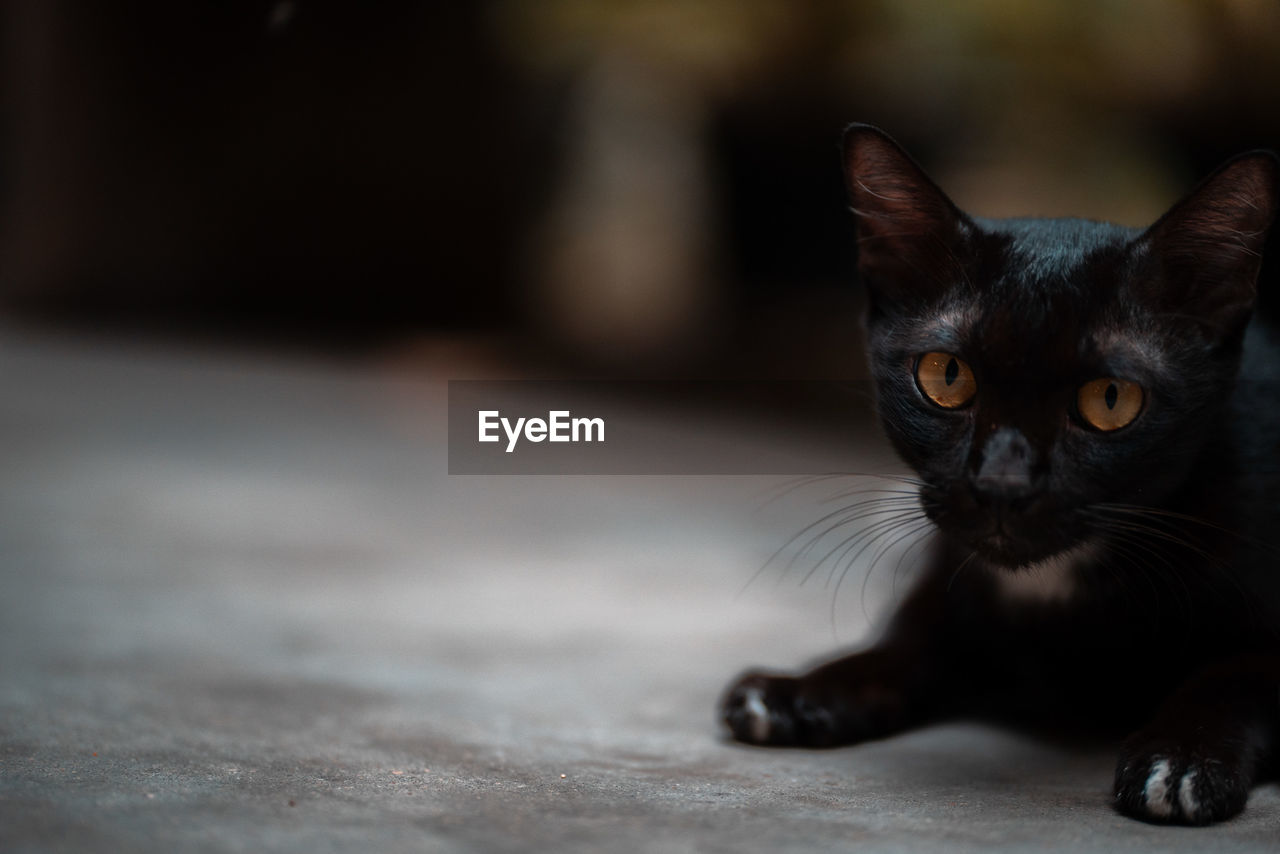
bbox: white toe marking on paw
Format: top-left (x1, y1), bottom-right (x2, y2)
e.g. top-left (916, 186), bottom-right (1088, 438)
top-left (742, 686), bottom-right (771, 742)
top-left (1178, 769), bottom-right (1200, 819)
top-left (1143, 758), bottom-right (1173, 817)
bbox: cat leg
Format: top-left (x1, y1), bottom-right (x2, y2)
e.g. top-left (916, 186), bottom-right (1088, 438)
top-left (1113, 654), bottom-right (1280, 825)
top-left (719, 639), bottom-right (951, 747)
top-left (720, 573), bottom-right (966, 748)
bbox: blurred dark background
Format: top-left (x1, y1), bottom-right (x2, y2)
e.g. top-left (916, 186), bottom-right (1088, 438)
top-left (3, 0), bottom-right (1279, 375)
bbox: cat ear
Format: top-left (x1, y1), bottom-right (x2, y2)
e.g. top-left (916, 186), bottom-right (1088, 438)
top-left (1133, 151), bottom-right (1279, 340)
top-left (843, 124), bottom-right (974, 311)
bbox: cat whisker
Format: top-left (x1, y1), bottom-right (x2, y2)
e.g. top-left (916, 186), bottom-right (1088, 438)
top-left (753, 472), bottom-right (923, 512)
top-left (824, 511), bottom-right (929, 590)
top-left (820, 486), bottom-right (922, 505)
top-left (832, 514), bottom-right (933, 633)
top-left (1096, 502), bottom-right (1280, 557)
top-left (1093, 537), bottom-right (1169, 637)
top-left (860, 517), bottom-right (936, 616)
top-left (1085, 511), bottom-right (1258, 618)
top-left (782, 500), bottom-right (922, 580)
top-left (945, 550), bottom-right (980, 594)
top-left (1084, 510), bottom-right (1220, 564)
top-left (1090, 523), bottom-right (1196, 617)
top-left (890, 520), bottom-right (938, 601)
top-left (1089, 520), bottom-right (1225, 576)
top-left (737, 497), bottom-right (922, 596)
top-left (764, 495), bottom-right (917, 571)
top-left (753, 473), bottom-right (860, 510)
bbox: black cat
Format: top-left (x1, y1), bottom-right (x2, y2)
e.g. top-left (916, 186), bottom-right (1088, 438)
top-left (721, 124), bottom-right (1280, 825)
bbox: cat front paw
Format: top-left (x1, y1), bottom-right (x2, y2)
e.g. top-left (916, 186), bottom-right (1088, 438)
top-left (1113, 741), bottom-right (1250, 825)
top-left (720, 671), bottom-right (843, 747)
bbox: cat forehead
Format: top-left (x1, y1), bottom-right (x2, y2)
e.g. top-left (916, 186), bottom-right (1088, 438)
top-left (979, 216), bottom-right (1140, 285)
top-left (893, 217), bottom-right (1157, 368)
top-left (920, 295), bottom-right (1170, 380)
top-left (953, 217), bottom-right (1143, 348)
top-left (906, 304), bottom-right (1169, 392)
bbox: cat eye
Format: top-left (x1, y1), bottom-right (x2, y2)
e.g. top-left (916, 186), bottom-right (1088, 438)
top-left (915, 352), bottom-right (976, 409)
top-left (1077, 378), bottom-right (1143, 432)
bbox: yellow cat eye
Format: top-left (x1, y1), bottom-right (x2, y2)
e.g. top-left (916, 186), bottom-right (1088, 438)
top-left (1077, 378), bottom-right (1143, 431)
top-left (915, 352), bottom-right (976, 409)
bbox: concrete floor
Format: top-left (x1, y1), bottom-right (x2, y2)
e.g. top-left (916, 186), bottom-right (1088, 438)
top-left (1, 328), bottom-right (1277, 852)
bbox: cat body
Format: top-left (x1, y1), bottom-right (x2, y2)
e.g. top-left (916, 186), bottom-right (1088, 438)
top-left (721, 125), bottom-right (1280, 825)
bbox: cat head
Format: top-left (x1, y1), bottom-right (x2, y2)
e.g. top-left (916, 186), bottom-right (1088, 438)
top-left (844, 124), bottom-right (1279, 569)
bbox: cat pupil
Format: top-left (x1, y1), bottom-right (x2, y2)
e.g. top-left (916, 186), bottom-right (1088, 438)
top-left (1105, 382), bottom-right (1118, 410)
top-left (944, 358), bottom-right (959, 386)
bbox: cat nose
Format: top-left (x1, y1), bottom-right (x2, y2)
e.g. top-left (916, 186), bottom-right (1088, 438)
top-left (970, 427), bottom-right (1040, 505)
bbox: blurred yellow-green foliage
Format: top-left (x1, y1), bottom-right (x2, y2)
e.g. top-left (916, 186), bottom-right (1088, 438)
top-left (3, 1), bottom-right (1279, 368)
top-left (494, 0), bottom-right (1280, 220)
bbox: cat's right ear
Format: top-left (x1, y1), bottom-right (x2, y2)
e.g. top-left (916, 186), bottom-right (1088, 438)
top-left (1131, 151), bottom-right (1279, 342)
top-left (843, 124), bottom-right (974, 312)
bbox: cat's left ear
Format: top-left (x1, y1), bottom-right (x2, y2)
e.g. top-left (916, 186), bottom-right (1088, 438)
top-left (843, 124), bottom-right (975, 312)
top-left (1133, 151), bottom-right (1279, 340)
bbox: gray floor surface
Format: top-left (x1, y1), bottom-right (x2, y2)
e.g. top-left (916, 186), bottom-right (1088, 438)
top-left (2, 329), bottom-right (1277, 852)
